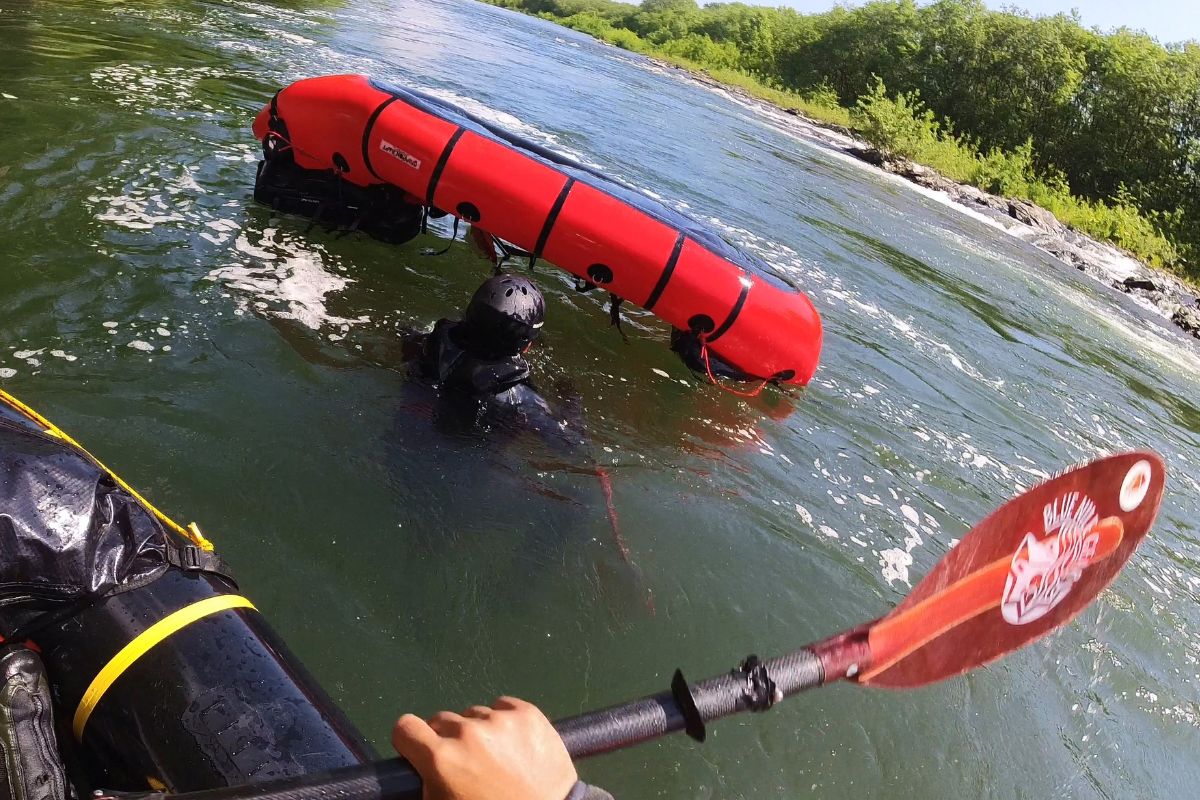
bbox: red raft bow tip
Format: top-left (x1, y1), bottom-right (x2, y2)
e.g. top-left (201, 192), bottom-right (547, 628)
top-left (252, 74), bottom-right (824, 386)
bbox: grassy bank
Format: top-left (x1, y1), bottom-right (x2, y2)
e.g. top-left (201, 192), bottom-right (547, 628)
top-left (849, 79), bottom-right (1181, 267)
top-left (486, 0), bottom-right (1189, 278)
top-left (539, 10), bottom-right (853, 128)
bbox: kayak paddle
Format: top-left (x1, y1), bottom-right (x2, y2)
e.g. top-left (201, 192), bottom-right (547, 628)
top-left (118, 450), bottom-right (1164, 800)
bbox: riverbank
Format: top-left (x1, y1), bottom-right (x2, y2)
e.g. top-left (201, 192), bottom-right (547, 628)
top-left (642, 56), bottom-right (1200, 341)
top-left (633, 56), bottom-right (1195, 345)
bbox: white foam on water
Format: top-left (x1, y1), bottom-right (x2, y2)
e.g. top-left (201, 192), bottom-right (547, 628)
top-left (228, 0), bottom-right (326, 26)
top-left (207, 244), bottom-right (368, 333)
top-left (90, 63), bottom-right (226, 113)
top-left (1045, 280), bottom-right (1200, 377)
top-left (880, 547), bottom-right (912, 585)
top-left (276, 31), bottom-right (317, 46)
top-left (823, 287), bottom-right (1004, 388)
top-left (215, 40), bottom-right (270, 55)
top-left (87, 161), bottom-right (206, 231)
top-left (91, 192), bottom-right (187, 230)
top-left (103, 4), bottom-right (189, 24)
top-left (420, 87), bottom-right (603, 169)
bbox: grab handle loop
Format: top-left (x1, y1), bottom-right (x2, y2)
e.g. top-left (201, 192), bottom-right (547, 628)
top-left (698, 336), bottom-right (768, 398)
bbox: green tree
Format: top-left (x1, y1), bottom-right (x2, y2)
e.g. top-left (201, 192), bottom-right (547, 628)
top-left (479, 0), bottom-right (1200, 270)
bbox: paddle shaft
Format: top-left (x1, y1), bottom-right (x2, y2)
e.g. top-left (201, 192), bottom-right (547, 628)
top-left (558, 648), bottom-right (825, 757)
top-left (114, 646), bottom-right (837, 800)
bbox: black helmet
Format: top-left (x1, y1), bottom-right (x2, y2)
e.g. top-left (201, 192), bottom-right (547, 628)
top-left (456, 274), bottom-right (545, 358)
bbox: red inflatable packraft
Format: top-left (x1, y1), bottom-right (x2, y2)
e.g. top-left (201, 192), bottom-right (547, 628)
top-left (253, 75), bottom-right (823, 385)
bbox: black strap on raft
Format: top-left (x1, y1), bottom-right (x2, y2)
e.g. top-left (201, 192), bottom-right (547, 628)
top-left (569, 283), bottom-right (629, 341)
top-left (425, 217), bottom-right (461, 256)
top-left (3, 602), bottom-right (93, 646)
top-left (420, 206), bottom-right (448, 237)
top-left (671, 327), bottom-right (770, 397)
top-left (3, 544), bottom-right (236, 645)
top-left (608, 294), bottom-right (629, 343)
top-left (163, 541), bottom-right (236, 587)
top-left (263, 91), bottom-right (294, 165)
top-left (305, 169), bottom-right (340, 234)
top-left (336, 213), bottom-right (363, 239)
top-left (491, 237), bottom-right (533, 270)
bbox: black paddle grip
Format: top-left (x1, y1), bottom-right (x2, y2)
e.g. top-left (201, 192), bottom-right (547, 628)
top-left (556, 689), bottom-right (686, 758)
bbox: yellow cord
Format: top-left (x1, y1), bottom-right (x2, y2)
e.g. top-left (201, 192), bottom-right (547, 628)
top-left (0, 388), bottom-right (214, 551)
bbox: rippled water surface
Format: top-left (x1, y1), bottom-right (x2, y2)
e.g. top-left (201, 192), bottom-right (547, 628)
top-left (3, 1), bottom-right (1200, 797)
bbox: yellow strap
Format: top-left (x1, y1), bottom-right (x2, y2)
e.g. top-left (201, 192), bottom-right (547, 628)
top-left (0, 388), bottom-right (213, 551)
top-left (72, 595), bottom-right (256, 740)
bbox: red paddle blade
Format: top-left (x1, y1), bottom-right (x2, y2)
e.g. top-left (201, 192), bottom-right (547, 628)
top-left (859, 451), bottom-right (1164, 688)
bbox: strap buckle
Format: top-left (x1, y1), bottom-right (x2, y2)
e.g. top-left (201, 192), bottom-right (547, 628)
top-left (179, 545), bottom-right (202, 571)
top-left (164, 541), bottom-right (237, 588)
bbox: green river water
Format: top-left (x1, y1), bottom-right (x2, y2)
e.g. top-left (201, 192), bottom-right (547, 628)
top-left (2, 1), bottom-right (1200, 797)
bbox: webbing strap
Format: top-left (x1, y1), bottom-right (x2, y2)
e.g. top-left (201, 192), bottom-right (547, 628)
top-left (72, 595), bottom-right (257, 740)
top-left (699, 339), bottom-right (767, 398)
top-left (165, 539), bottom-right (237, 587)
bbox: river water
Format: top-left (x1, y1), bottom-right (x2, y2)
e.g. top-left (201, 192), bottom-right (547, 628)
top-left (2, 0), bottom-right (1200, 797)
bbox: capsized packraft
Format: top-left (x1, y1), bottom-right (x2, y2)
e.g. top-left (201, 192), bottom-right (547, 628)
top-left (0, 390), bottom-right (374, 795)
top-left (252, 75), bottom-right (823, 386)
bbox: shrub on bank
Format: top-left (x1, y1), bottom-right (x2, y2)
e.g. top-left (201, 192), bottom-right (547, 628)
top-left (850, 79), bottom-right (1180, 269)
top-left (494, 0), bottom-right (1188, 276)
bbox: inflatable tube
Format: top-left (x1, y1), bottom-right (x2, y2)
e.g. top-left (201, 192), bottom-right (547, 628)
top-left (0, 392), bottom-right (374, 795)
top-left (252, 75), bottom-right (823, 385)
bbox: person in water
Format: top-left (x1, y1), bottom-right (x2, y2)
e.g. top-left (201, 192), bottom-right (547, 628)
top-left (393, 696), bottom-right (612, 800)
top-left (412, 273), bottom-right (555, 416)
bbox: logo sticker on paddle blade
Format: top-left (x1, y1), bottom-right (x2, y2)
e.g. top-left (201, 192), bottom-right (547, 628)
top-left (1001, 492), bottom-right (1100, 625)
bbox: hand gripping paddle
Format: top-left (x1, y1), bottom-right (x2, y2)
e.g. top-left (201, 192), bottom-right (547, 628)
top-left (129, 451), bottom-right (1165, 800)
